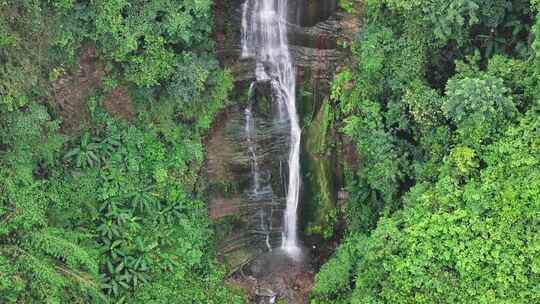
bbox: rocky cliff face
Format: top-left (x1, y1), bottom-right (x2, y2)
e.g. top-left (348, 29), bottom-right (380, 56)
top-left (215, 0), bottom-right (355, 82)
top-left (208, 0), bottom-right (361, 270)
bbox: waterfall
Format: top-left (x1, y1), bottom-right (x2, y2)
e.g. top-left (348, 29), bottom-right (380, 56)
top-left (244, 82), bottom-right (261, 195)
top-left (241, 0), bottom-right (302, 257)
top-left (245, 82), bottom-right (272, 252)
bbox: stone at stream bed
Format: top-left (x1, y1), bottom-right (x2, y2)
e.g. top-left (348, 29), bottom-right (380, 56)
top-left (338, 190), bottom-right (350, 201)
top-left (255, 287), bottom-right (277, 298)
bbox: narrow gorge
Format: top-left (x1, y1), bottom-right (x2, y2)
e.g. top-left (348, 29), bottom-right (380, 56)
top-left (207, 0), bottom-right (360, 302)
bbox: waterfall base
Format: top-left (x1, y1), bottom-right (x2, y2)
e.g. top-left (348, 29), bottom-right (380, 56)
top-left (282, 242), bottom-right (302, 261)
top-left (229, 248), bottom-right (313, 304)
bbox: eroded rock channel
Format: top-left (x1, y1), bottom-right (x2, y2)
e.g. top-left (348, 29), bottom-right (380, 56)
top-left (207, 0), bottom-right (361, 302)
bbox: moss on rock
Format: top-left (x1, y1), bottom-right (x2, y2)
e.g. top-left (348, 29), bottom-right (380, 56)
top-left (302, 99), bottom-right (338, 239)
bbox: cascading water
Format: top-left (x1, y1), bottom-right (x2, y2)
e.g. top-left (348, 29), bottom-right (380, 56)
top-left (241, 0), bottom-right (302, 257)
top-left (244, 82), bottom-right (272, 251)
top-left (244, 82), bottom-right (261, 194)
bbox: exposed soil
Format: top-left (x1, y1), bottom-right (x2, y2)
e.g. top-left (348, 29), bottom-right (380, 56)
top-left (209, 196), bottom-right (242, 220)
top-left (103, 86), bottom-right (135, 120)
top-left (52, 45), bottom-right (135, 131)
top-left (52, 46), bottom-right (104, 131)
top-left (204, 106), bottom-right (239, 182)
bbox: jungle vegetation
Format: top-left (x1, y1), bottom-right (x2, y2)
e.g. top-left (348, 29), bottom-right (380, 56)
top-left (312, 0), bottom-right (540, 303)
top-left (0, 0), bottom-right (242, 303)
top-left (2, 0), bottom-right (540, 303)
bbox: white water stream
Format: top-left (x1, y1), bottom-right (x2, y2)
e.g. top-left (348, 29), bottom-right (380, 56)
top-left (241, 0), bottom-right (302, 256)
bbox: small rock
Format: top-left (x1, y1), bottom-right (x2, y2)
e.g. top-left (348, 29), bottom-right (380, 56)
top-left (338, 190), bottom-right (349, 201)
top-left (255, 287), bottom-right (276, 298)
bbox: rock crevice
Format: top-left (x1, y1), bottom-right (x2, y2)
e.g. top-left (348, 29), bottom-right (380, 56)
top-left (209, 0), bottom-right (361, 271)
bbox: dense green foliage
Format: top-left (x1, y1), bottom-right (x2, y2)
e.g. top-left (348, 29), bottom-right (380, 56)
top-left (313, 0), bottom-right (540, 303)
top-left (4, 0), bottom-right (540, 302)
top-left (0, 1), bottom-right (242, 303)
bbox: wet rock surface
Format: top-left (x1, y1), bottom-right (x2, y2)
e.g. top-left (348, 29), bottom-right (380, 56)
top-left (214, 0), bottom-right (356, 83)
top-left (205, 100), bottom-right (290, 269)
top-left (209, 0), bottom-right (362, 301)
